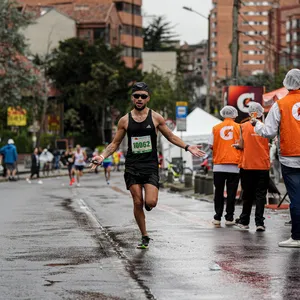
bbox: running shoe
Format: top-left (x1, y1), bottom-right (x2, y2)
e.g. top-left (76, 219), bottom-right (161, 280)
top-left (71, 177), bottom-right (75, 183)
top-left (225, 220), bottom-right (236, 226)
top-left (137, 236), bottom-right (150, 249)
top-left (256, 225), bottom-right (265, 232)
top-left (285, 220), bottom-right (292, 226)
top-left (69, 180), bottom-right (73, 186)
top-left (26, 178), bottom-right (32, 184)
top-left (212, 219), bottom-right (221, 225)
top-left (279, 238), bottom-right (300, 248)
top-left (145, 202), bottom-right (152, 211)
top-left (107, 180), bottom-right (110, 185)
top-left (235, 223), bottom-right (249, 230)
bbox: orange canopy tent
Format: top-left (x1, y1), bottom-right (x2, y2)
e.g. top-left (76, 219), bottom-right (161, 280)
top-left (263, 87), bottom-right (289, 108)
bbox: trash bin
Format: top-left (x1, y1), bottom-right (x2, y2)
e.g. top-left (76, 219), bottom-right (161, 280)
top-left (199, 174), bottom-right (206, 194)
top-left (204, 176), bottom-right (214, 195)
top-left (185, 173), bottom-right (193, 188)
top-left (194, 174), bottom-right (201, 194)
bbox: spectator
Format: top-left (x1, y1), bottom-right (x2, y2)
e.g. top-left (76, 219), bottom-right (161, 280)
top-left (252, 68), bottom-right (300, 247)
top-left (53, 148), bottom-right (61, 173)
top-left (26, 147), bottom-right (43, 184)
top-left (208, 106), bottom-right (241, 226)
top-left (233, 102), bottom-right (270, 232)
top-left (39, 149), bottom-right (53, 176)
top-left (0, 139), bottom-right (18, 181)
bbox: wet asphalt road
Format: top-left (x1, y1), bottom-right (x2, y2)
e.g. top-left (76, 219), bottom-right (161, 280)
top-left (0, 172), bottom-right (299, 300)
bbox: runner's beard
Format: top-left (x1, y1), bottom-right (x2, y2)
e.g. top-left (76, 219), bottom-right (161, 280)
top-left (134, 104), bottom-right (146, 111)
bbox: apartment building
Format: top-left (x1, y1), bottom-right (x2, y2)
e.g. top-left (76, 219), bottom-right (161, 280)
top-left (209, 0), bottom-right (298, 96)
top-left (180, 40), bottom-right (209, 84)
top-left (267, 1), bottom-right (300, 73)
top-left (18, 0), bottom-right (143, 68)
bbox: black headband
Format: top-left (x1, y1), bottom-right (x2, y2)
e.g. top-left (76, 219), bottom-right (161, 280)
top-left (132, 82), bottom-right (150, 94)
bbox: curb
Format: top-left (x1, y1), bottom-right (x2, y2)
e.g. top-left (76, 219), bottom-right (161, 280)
top-left (0, 169), bottom-right (97, 183)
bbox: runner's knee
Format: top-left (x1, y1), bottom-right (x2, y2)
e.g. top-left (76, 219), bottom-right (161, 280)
top-left (145, 198), bottom-right (158, 208)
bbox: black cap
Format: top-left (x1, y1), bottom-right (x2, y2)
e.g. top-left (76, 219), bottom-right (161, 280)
top-left (132, 82), bottom-right (150, 94)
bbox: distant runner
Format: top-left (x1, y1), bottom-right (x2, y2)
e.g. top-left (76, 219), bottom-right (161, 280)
top-left (73, 145), bottom-right (86, 187)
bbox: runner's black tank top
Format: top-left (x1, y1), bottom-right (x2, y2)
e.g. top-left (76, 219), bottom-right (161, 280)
top-left (125, 109), bottom-right (158, 175)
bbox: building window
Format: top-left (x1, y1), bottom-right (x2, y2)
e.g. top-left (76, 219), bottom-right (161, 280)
top-left (94, 28), bottom-right (106, 41)
top-left (121, 25), bottom-right (142, 37)
top-left (115, 2), bottom-right (141, 16)
top-left (292, 19), bottom-right (300, 29)
top-left (134, 27), bottom-right (143, 37)
top-left (123, 47), bottom-right (142, 58)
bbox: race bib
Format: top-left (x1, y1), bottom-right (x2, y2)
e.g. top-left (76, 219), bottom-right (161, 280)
top-left (131, 136), bottom-right (152, 154)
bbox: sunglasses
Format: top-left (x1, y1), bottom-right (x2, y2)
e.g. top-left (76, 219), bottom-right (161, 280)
top-left (132, 93), bottom-right (148, 100)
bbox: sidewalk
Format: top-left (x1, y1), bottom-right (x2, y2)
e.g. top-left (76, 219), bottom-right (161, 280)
top-left (0, 165), bottom-right (97, 183)
top-left (163, 180), bottom-right (288, 206)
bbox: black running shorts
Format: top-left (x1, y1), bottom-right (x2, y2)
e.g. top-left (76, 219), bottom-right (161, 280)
top-left (75, 165), bottom-right (84, 171)
top-left (124, 172), bottom-right (159, 190)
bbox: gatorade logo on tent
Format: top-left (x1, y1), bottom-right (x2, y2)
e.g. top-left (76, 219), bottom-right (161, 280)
top-left (292, 102), bottom-right (300, 121)
top-left (237, 93), bottom-right (254, 113)
top-left (220, 126), bottom-right (234, 140)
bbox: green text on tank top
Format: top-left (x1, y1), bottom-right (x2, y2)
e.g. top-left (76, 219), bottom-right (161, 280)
top-left (125, 109), bottom-right (158, 174)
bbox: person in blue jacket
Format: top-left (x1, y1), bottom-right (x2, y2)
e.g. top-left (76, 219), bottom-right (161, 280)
top-left (0, 139), bottom-right (18, 181)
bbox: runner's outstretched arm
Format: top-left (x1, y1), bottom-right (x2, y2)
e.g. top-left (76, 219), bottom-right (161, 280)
top-left (157, 113), bottom-right (206, 158)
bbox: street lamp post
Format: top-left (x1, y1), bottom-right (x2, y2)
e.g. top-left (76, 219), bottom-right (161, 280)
top-left (182, 6), bottom-right (211, 114)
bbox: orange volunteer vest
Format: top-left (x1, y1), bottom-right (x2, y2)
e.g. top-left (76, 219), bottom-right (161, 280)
top-left (277, 90), bottom-right (300, 156)
top-left (212, 118), bottom-right (241, 165)
top-left (241, 121), bottom-right (270, 170)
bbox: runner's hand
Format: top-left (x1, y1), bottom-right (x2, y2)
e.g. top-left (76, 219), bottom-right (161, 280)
top-left (89, 155), bottom-right (104, 170)
top-left (187, 145), bottom-right (206, 157)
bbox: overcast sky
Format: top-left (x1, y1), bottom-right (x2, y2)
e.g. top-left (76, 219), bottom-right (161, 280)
top-left (143, 0), bottom-right (212, 45)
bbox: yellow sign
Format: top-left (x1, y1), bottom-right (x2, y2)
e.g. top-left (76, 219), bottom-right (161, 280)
top-left (48, 115), bottom-right (60, 131)
top-left (176, 101), bottom-right (188, 106)
top-left (7, 107), bottom-right (27, 126)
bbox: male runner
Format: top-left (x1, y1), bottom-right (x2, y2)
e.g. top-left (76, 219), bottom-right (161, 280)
top-left (73, 144), bottom-right (86, 187)
top-left (102, 143), bottom-right (113, 185)
top-left (91, 82), bottom-right (205, 249)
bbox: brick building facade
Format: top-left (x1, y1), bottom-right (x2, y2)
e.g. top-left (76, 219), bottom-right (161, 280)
top-left (18, 0), bottom-right (143, 68)
top-left (267, 1), bottom-right (300, 73)
top-left (209, 0), bottom-right (299, 97)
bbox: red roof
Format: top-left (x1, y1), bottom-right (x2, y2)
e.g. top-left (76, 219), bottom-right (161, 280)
top-left (21, 1), bottom-right (114, 24)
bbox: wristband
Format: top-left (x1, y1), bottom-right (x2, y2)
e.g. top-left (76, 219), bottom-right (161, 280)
top-left (100, 154), bottom-right (105, 160)
top-left (185, 144), bottom-right (190, 152)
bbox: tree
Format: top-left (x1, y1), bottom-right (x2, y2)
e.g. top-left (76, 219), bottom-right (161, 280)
top-left (143, 16), bottom-right (178, 51)
top-left (47, 38), bottom-right (141, 144)
top-left (238, 69), bottom-right (288, 92)
top-left (142, 69), bottom-right (189, 120)
top-left (0, 0), bottom-right (42, 107)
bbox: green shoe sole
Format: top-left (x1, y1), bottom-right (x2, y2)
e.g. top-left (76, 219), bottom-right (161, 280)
top-left (136, 244), bottom-right (149, 249)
